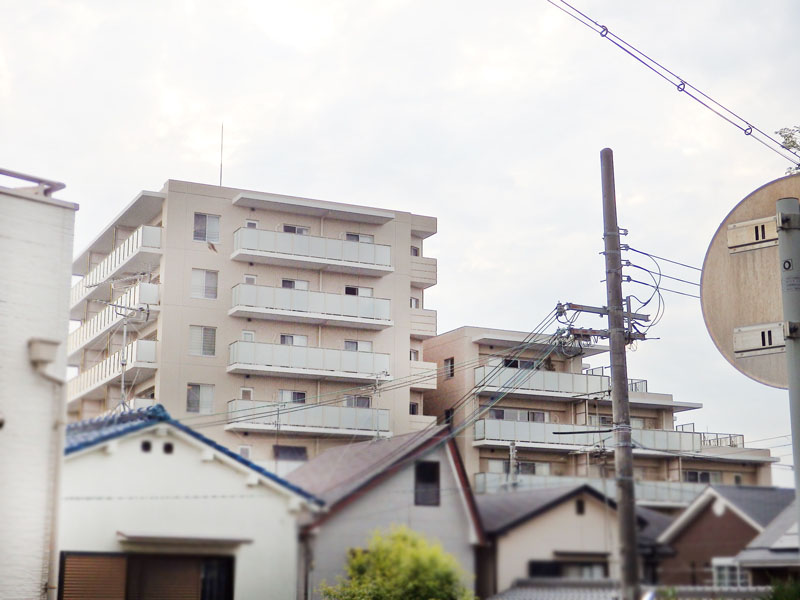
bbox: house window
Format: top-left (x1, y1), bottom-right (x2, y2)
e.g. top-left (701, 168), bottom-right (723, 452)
top-left (410, 297), bottom-right (421, 309)
top-left (576, 498), bottom-right (585, 515)
top-left (193, 213), bottom-right (220, 242)
top-left (409, 402), bottom-right (419, 415)
top-left (191, 269), bottom-right (218, 299)
top-left (245, 220), bottom-right (258, 228)
top-left (414, 461), bottom-right (440, 506)
top-left (280, 334), bottom-right (307, 346)
top-left (344, 340), bottom-right (373, 352)
top-left (279, 390), bottom-right (306, 403)
top-left (238, 445), bottom-right (252, 459)
top-left (683, 470), bottom-right (723, 484)
top-left (345, 395), bottom-right (371, 408)
top-left (444, 357), bottom-right (455, 378)
top-left (713, 560), bottom-right (750, 587)
top-left (346, 233), bottom-right (374, 243)
top-left (189, 326), bottom-right (216, 356)
top-left (282, 224), bottom-right (309, 235)
top-left (410, 349), bottom-right (420, 361)
top-left (345, 285), bottom-right (373, 297)
top-left (186, 383), bottom-right (214, 414)
top-left (282, 279), bottom-right (309, 290)
top-left (244, 274), bottom-right (257, 285)
top-left (734, 474), bottom-right (743, 486)
top-left (410, 246), bottom-right (420, 256)
top-left (240, 387), bottom-right (254, 401)
top-left (273, 445), bottom-right (308, 476)
top-left (241, 330), bottom-right (255, 342)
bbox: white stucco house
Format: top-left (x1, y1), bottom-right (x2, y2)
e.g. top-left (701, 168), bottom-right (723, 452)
top-left (58, 405), bottom-right (321, 600)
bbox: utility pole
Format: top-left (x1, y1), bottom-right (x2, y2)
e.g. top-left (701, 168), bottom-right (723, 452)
top-left (509, 441), bottom-right (518, 488)
top-left (777, 197), bottom-right (800, 530)
top-left (601, 147), bottom-right (640, 600)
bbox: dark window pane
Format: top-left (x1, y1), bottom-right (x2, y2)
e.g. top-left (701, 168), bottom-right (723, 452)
top-left (193, 213), bottom-right (207, 241)
top-left (415, 461), bottom-right (440, 506)
top-left (274, 445), bottom-right (308, 461)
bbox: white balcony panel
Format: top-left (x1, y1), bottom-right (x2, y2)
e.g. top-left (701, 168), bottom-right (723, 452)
top-left (229, 284), bottom-right (392, 329)
top-left (410, 360), bottom-right (437, 391)
top-left (225, 399), bottom-right (390, 438)
top-left (67, 339), bottom-right (157, 403)
top-left (410, 255), bottom-right (437, 289)
top-left (410, 308), bottom-right (437, 340)
top-left (70, 225), bottom-right (162, 318)
top-left (473, 473), bottom-right (707, 506)
top-left (408, 414), bottom-right (438, 431)
top-left (228, 341), bottom-right (391, 382)
top-left (231, 228), bottom-right (393, 276)
top-left (68, 283), bottom-right (160, 362)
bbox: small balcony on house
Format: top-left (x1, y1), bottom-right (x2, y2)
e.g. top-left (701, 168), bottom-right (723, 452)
top-left (409, 360), bottom-right (437, 391)
top-left (227, 341), bottom-right (392, 383)
top-left (410, 308), bottom-right (437, 340)
top-left (225, 399), bottom-right (390, 438)
top-left (67, 339), bottom-right (158, 404)
top-left (67, 282), bottom-right (160, 364)
top-left (231, 228), bottom-right (393, 276)
top-left (228, 284), bottom-right (392, 329)
top-left (70, 225), bottom-right (163, 318)
top-left (473, 473), bottom-right (708, 507)
top-left (410, 255), bottom-right (437, 289)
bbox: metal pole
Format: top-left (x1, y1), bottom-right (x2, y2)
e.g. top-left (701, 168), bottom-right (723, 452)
top-left (777, 197), bottom-right (800, 530)
top-left (600, 148), bottom-right (640, 600)
top-left (119, 318), bottom-right (128, 412)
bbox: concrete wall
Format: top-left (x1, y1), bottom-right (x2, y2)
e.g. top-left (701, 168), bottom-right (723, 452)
top-left (305, 443), bottom-right (476, 599)
top-left (60, 424), bottom-right (305, 600)
top-left (0, 187), bottom-right (76, 599)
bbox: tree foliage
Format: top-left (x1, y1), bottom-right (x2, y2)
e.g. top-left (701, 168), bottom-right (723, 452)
top-left (319, 526), bottom-right (475, 600)
top-left (776, 126), bottom-right (800, 174)
top-left (763, 579), bottom-right (800, 600)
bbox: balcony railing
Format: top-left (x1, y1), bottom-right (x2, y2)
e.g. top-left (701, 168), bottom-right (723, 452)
top-left (474, 419), bottom-right (709, 453)
top-left (231, 228), bottom-right (392, 275)
top-left (473, 473), bottom-right (707, 505)
top-left (410, 255), bottom-right (437, 289)
top-left (67, 282), bottom-right (159, 359)
top-left (410, 360), bottom-right (437, 391)
top-left (410, 308), bottom-right (437, 339)
top-left (228, 341), bottom-right (391, 382)
top-left (226, 399), bottom-right (390, 437)
top-left (475, 365), bottom-right (610, 397)
top-left (70, 225), bottom-right (162, 309)
top-left (229, 284), bottom-right (392, 328)
top-left (67, 339), bottom-right (157, 402)
top-left (675, 424), bottom-right (746, 448)
top-left (584, 367), bottom-right (648, 393)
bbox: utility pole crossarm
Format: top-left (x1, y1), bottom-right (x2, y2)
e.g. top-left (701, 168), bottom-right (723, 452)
top-left (564, 302), bottom-right (650, 322)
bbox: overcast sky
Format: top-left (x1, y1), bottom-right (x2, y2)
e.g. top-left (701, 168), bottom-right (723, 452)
top-left (3, 0), bottom-right (798, 484)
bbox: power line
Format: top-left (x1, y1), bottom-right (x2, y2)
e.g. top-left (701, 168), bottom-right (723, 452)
top-left (624, 246), bottom-right (702, 273)
top-left (627, 278), bottom-right (701, 299)
top-left (544, 0), bottom-right (800, 169)
top-left (626, 264), bottom-right (699, 287)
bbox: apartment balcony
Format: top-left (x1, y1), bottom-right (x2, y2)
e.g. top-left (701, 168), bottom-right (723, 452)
top-left (473, 473), bottom-right (707, 507)
top-left (229, 284), bottom-right (392, 329)
top-left (410, 255), bottom-right (437, 289)
top-left (70, 225), bottom-right (162, 318)
top-left (410, 308), bottom-right (437, 340)
top-left (475, 365), bottom-right (609, 398)
top-left (409, 414), bottom-right (438, 431)
top-left (227, 341), bottom-right (392, 382)
top-left (409, 360), bottom-right (437, 391)
top-left (67, 283), bottom-right (160, 364)
top-left (231, 228), bottom-right (393, 276)
top-left (67, 339), bottom-right (158, 403)
top-left (225, 399), bottom-right (390, 438)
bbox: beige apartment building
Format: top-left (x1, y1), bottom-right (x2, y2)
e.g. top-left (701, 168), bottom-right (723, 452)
top-left (67, 180), bottom-right (438, 472)
top-left (422, 326), bottom-right (776, 509)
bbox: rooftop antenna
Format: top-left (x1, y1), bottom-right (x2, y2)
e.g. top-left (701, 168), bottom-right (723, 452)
top-left (219, 122), bottom-right (224, 187)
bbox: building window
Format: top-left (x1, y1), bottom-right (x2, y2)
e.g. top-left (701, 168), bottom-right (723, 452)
top-left (346, 233), bottom-right (374, 243)
top-left (240, 387), bottom-right (254, 401)
top-left (482, 406), bottom-right (548, 423)
top-left (238, 445), bottom-right (252, 459)
top-left (734, 474), bottom-right (743, 486)
top-left (410, 297), bottom-right (421, 309)
top-left (273, 445), bottom-right (308, 476)
top-left (282, 224), bottom-right (309, 235)
top-left (409, 402), bottom-right (419, 415)
top-left (713, 560), bottom-right (750, 587)
top-left (345, 340), bottom-right (373, 352)
top-left (487, 459), bottom-right (550, 476)
top-left (345, 395), bottom-right (371, 408)
top-left (279, 390), bottom-right (306, 403)
top-left (576, 498), bottom-right (585, 515)
top-left (282, 278), bottom-right (309, 290)
top-left (280, 334), bottom-right (307, 346)
top-left (189, 326), bottom-right (216, 356)
top-left (186, 383), bottom-right (214, 414)
top-left (414, 461), bottom-right (440, 506)
top-left (444, 357), bottom-right (455, 378)
top-left (241, 330), bottom-right (255, 342)
top-left (683, 470), bottom-right (723, 484)
top-left (630, 417), bottom-right (645, 430)
top-left (410, 349), bottom-right (420, 361)
top-left (244, 274), bottom-right (257, 285)
top-left (193, 213), bottom-right (220, 242)
top-left (191, 269), bottom-right (218, 299)
top-left (589, 415), bottom-right (614, 426)
top-left (410, 245), bottom-right (420, 256)
top-left (345, 285), bottom-right (373, 297)
top-left (245, 220), bottom-right (258, 228)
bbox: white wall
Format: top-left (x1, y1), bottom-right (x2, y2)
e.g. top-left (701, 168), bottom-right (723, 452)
top-left (60, 425), bottom-right (306, 600)
top-left (0, 188), bottom-right (76, 599)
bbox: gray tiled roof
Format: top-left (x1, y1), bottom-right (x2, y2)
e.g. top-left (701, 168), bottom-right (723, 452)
top-left (712, 485), bottom-right (794, 527)
top-left (738, 500), bottom-right (799, 567)
top-left (285, 426), bottom-right (447, 505)
top-left (488, 579), bottom-right (621, 600)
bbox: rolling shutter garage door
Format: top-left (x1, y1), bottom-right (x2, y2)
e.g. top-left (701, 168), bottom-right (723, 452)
top-left (61, 554), bottom-right (127, 600)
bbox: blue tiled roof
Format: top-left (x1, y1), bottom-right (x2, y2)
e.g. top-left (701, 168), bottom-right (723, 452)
top-left (64, 405), bottom-right (322, 504)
